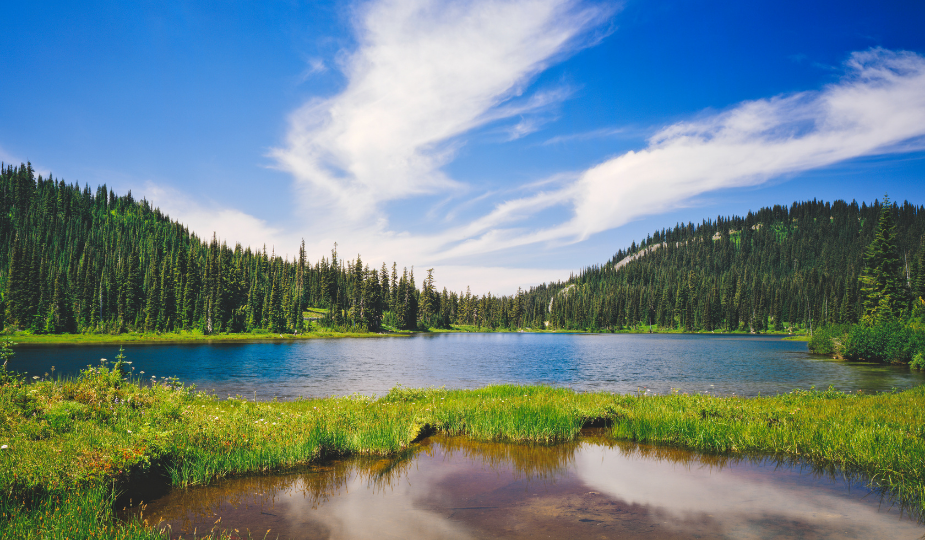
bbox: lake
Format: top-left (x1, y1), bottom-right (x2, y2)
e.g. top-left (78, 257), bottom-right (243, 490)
top-left (133, 432), bottom-right (924, 540)
top-left (14, 333), bottom-right (925, 399)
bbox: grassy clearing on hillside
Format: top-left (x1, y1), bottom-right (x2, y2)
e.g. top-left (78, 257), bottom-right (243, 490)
top-left (1, 360), bottom-right (923, 538)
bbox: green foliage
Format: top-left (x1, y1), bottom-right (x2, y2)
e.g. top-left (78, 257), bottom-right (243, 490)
top-left (0, 164), bottom-right (398, 337)
top-left (0, 339), bottom-right (14, 369)
top-left (0, 339), bottom-right (16, 385)
top-left (4, 162), bottom-right (924, 336)
top-left (911, 352), bottom-right (925, 370)
top-left (807, 324), bottom-right (851, 355)
top-left (841, 320), bottom-right (925, 363)
top-left (452, 198), bottom-right (925, 332)
top-left (43, 401), bottom-right (90, 433)
top-left (860, 194), bottom-right (905, 324)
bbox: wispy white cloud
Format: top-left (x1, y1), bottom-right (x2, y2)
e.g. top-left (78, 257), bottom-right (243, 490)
top-left (297, 58), bottom-right (328, 83)
top-left (140, 183), bottom-right (293, 253)
top-left (442, 48), bottom-right (925, 256)
top-left (150, 33), bottom-right (925, 297)
top-left (272, 0), bottom-right (614, 223)
top-left (563, 48), bottom-right (925, 240)
top-left (0, 146), bottom-right (16, 166)
top-left (0, 145), bottom-right (51, 179)
top-left (541, 126), bottom-right (625, 145)
top-left (503, 116), bottom-right (550, 141)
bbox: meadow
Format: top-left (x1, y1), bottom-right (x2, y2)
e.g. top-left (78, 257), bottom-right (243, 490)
top-left (1, 355), bottom-right (923, 539)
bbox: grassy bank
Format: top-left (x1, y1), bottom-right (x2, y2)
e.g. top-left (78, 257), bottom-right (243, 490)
top-left (6, 322), bottom-right (810, 345)
top-left (1, 363), bottom-right (923, 538)
top-left (444, 324), bottom-right (805, 336)
top-left (4, 328), bottom-right (408, 345)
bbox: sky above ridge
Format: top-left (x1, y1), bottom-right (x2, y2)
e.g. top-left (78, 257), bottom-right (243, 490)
top-left (3, 0), bottom-right (925, 294)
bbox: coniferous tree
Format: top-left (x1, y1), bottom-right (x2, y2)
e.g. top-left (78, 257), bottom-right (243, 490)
top-left (860, 195), bottom-right (904, 324)
top-left (419, 268), bottom-right (436, 327)
top-left (182, 247), bottom-right (200, 329)
top-left (4, 237), bottom-right (30, 329)
top-left (913, 234), bottom-right (925, 301)
top-left (144, 252), bottom-right (160, 332)
top-left (1, 163), bottom-right (923, 337)
top-left (363, 266), bottom-right (382, 331)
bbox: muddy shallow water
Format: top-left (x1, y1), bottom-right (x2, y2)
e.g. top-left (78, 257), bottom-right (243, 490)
top-left (129, 433), bottom-right (924, 540)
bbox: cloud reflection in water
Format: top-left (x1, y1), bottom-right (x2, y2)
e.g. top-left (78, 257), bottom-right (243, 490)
top-left (135, 435), bottom-right (923, 539)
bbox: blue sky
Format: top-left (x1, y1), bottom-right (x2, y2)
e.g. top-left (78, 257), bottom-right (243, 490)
top-left (3, 0), bottom-right (925, 294)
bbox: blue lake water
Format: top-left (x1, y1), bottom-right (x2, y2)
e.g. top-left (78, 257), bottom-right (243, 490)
top-left (13, 333), bottom-right (924, 399)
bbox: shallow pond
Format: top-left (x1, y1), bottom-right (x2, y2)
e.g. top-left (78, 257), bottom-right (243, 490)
top-left (131, 432), bottom-right (923, 540)
top-left (14, 333), bottom-right (925, 398)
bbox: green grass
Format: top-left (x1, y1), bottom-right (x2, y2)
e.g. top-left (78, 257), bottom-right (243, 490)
top-left (1, 363), bottom-right (923, 539)
top-left (6, 324), bottom-right (810, 345)
top-left (4, 328), bottom-right (397, 345)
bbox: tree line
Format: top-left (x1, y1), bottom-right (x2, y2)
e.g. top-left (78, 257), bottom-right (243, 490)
top-left (2, 161), bottom-right (925, 337)
top-left (0, 163), bottom-right (441, 334)
top-left (507, 197), bottom-right (925, 333)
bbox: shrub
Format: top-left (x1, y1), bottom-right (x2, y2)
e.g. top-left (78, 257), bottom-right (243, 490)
top-left (807, 324), bottom-right (850, 355)
top-left (842, 320), bottom-right (923, 363)
top-left (912, 352), bottom-right (925, 371)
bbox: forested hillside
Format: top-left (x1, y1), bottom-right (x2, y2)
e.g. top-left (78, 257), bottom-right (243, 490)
top-left (3, 161), bottom-right (924, 336)
top-left (0, 163), bottom-right (418, 334)
top-left (499, 197), bottom-right (925, 332)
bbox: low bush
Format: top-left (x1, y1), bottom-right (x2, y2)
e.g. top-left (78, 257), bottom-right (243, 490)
top-left (807, 324), bottom-right (851, 355)
top-left (841, 320), bottom-right (925, 363)
top-left (912, 352), bottom-right (925, 370)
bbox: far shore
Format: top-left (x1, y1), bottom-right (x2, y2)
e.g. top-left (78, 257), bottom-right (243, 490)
top-left (3, 326), bottom-right (809, 345)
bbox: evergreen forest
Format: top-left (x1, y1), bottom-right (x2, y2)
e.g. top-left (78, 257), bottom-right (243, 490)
top-left (2, 162), bottom-right (925, 354)
top-left (512, 196), bottom-right (925, 334)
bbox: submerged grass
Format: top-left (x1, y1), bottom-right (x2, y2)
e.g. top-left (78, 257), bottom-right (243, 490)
top-left (1, 362), bottom-right (923, 538)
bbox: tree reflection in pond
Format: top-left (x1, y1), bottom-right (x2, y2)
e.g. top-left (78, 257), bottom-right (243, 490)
top-left (129, 432), bottom-right (923, 539)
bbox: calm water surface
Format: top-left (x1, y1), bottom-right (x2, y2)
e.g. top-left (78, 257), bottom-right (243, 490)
top-left (132, 434), bottom-right (924, 540)
top-left (15, 333), bottom-right (925, 398)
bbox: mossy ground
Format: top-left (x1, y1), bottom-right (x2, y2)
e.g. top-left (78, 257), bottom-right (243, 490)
top-left (1, 362), bottom-right (921, 539)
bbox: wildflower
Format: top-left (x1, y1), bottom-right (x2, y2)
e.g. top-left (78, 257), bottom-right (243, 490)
top-left (1, 445), bottom-right (7, 450)
top-left (32, 376), bottom-right (39, 380)
top-left (127, 430), bottom-right (132, 434)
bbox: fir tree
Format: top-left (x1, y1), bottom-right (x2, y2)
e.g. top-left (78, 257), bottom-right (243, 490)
top-left (860, 195), bottom-right (904, 324)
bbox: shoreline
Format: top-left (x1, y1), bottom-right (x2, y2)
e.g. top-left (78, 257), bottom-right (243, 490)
top-left (5, 327), bottom-right (809, 346)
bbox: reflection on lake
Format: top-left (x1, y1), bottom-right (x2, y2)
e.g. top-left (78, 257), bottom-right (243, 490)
top-left (15, 333), bottom-right (925, 399)
top-left (132, 433), bottom-right (923, 540)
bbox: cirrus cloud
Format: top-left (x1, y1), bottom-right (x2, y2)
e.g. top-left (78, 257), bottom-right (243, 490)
top-left (436, 47), bottom-right (925, 260)
top-left (272, 0), bottom-right (615, 222)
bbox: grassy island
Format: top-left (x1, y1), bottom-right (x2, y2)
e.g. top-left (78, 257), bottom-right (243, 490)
top-left (1, 357), bottom-right (923, 539)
